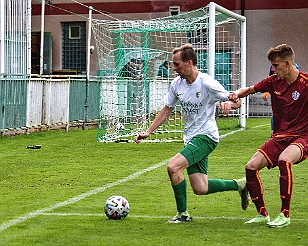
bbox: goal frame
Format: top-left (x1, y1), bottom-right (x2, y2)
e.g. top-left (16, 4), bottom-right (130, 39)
top-left (208, 2), bottom-right (246, 128)
top-left (92, 2), bottom-right (247, 142)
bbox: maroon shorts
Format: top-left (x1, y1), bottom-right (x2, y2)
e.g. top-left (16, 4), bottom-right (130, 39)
top-left (258, 134), bottom-right (308, 169)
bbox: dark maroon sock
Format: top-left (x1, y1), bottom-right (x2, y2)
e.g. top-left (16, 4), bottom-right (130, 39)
top-left (246, 168), bottom-right (268, 216)
top-left (278, 160), bottom-right (292, 218)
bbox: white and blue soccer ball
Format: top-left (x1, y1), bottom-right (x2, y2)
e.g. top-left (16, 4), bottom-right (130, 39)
top-left (104, 195), bottom-right (130, 220)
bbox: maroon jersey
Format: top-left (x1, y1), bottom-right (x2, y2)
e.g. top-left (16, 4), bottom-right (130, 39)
top-left (254, 72), bottom-right (308, 136)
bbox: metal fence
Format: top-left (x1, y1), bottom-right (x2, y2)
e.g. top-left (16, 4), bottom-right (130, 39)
top-left (0, 74), bottom-right (28, 131)
top-left (248, 93), bottom-right (272, 118)
top-left (0, 74), bottom-right (273, 135)
top-left (0, 75), bottom-right (99, 135)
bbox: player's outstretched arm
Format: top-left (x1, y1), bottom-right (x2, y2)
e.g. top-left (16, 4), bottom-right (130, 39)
top-left (235, 86), bottom-right (256, 98)
top-left (134, 132), bottom-right (150, 143)
top-left (134, 105), bottom-right (173, 143)
top-left (228, 86), bottom-right (255, 102)
top-left (219, 100), bottom-right (241, 115)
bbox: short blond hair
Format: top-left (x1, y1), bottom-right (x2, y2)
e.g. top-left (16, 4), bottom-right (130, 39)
top-left (173, 44), bottom-right (197, 65)
top-left (267, 44), bottom-right (295, 62)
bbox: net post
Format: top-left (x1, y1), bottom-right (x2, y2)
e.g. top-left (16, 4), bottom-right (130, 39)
top-left (83, 5), bottom-right (93, 130)
top-left (208, 2), bottom-right (216, 78)
top-left (240, 17), bottom-right (247, 128)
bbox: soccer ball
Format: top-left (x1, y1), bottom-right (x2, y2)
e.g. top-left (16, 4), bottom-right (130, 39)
top-left (104, 195), bottom-right (130, 220)
top-left (116, 123), bottom-right (125, 132)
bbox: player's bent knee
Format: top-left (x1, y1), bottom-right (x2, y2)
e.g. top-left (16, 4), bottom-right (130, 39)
top-left (245, 162), bottom-right (254, 170)
top-left (167, 161), bottom-right (186, 174)
top-left (193, 189), bottom-right (207, 195)
top-left (167, 163), bottom-right (180, 175)
top-left (192, 187), bottom-right (208, 195)
top-left (245, 161), bottom-right (265, 171)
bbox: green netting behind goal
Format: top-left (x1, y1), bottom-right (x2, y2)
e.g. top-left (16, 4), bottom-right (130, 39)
top-left (93, 2), bottom-right (246, 142)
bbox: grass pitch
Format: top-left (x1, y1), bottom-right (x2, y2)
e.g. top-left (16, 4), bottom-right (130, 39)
top-left (0, 118), bottom-right (308, 245)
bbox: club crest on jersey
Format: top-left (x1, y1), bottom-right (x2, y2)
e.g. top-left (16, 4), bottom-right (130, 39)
top-left (196, 92), bottom-right (201, 98)
top-left (292, 91), bottom-right (300, 100)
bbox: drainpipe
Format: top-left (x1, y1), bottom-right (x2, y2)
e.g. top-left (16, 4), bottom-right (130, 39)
top-left (40, 0), bottom-right (45, 75)
top-left (241, 0), bottom-right (245, 16)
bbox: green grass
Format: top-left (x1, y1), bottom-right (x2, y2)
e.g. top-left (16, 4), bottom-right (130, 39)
top-left (0, 118), bottom-right (308, 245)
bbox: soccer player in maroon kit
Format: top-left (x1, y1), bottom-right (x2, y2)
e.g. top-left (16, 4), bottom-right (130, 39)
top-left (230, 44), bottom-right (308, 227)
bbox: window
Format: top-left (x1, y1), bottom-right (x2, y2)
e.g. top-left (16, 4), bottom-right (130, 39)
top-left (69, 26), bottom-right (80, 39)
top-left (169, 6), bottom-right (180, 16)
top-left (62, 22), bottom-right (86, 72)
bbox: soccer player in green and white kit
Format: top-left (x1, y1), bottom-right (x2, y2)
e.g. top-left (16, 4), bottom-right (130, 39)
top-left (134, 44), bottom-right (250, 223)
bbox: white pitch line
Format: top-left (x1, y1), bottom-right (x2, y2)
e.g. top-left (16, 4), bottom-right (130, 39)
top-left (219, 123), bottom-right (270, 139)
top-left (251, 123), bottom-right (270, 128)
top-left (0, 126), bottom-right (257, 232)
top-left (220, 128), bottom-right (244, 139)
top-left (41, 212), bottom-right (308, 221)
top-left (0, 159), bottom-right (170, 232)
top-left (41, 212), bottom-right (248, 220)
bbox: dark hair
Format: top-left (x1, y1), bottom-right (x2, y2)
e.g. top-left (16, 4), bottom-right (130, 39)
top-left (267, 44), bottom-right (295, 62)
top-left (163, 61), bottom-right (169, 65)
top-left (173, 44), bottom-right (197, 66)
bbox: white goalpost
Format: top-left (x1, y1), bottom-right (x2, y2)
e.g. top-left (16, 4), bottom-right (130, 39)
top-left (92, 2), bottom-right (246, 142)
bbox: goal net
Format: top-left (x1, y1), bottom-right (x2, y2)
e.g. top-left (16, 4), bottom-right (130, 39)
top-left (92, 2), bottom-right (246, 142)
